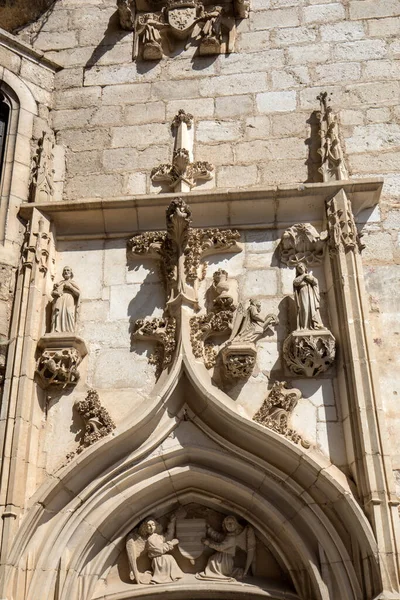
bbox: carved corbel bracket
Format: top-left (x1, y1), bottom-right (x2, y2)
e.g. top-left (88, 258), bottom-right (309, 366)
top-left (253, 381), bottom-right (310, 448)
top-left (280, 223), bottom-right (328, 267)
top-left (218, 302), bottom-right (278, 380)
top-left (133, 317), bottom-right (177, 375)
top-left (283, 329), bottom-right (336, 377)
top-left (36, 334), bottom-right (87, 389)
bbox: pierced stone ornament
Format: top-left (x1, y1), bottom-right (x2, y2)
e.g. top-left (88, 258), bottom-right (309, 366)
top-left (151, 109), bottom-right (214, 192)
top-left (36, 334), bottom-right (87, 389)
top-left (74, 389), bottom-right (115, 454)
top-left (128, 198), bottom-right (241, 374)
top-left (326, 193), bottom-right (365, 254)
top-left (280, 223), bottom-right (327, 267)
top-left (220, 299), bottom-right (278, 379)
top-left (133, 317), bottom-right (176, 376)
top-left (283, 264), bottom-right (336, 377)
top-left (253, 381), bottom-right (310, 448)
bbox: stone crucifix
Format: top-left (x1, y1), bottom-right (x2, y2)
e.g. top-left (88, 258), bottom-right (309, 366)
top-left (128, 197), bottom-right (242, 373)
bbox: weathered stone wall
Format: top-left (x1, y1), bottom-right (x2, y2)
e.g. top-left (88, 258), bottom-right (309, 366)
top-left (14, 1), bottom-right (400, 471)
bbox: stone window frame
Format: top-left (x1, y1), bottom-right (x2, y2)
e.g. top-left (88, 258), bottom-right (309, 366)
top-left (0, 68), bottom-right (37, 244)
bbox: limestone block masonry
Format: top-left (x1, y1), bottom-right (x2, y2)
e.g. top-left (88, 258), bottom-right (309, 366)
top-left (0, 1), bottom-right (399, 600)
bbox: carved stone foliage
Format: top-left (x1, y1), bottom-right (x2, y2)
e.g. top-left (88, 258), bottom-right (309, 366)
top-left (129, 199), bottom-right (241, 374)
top-left (74, 389), bottom-right (115, 454)
top-left (283, 264), bottom-right (336, 377)
top-left (133, 317), bottom-right (176, 375)
top-left (35, 335), bottom-right (87, 389)
top-left (283, 330), bottom-right (336, 378)
top-left (253, 381), bottom-right (310, 448)
top-left (326, 193), bottom-right (365, 254)
top-left (317, 91), bottom-right (348, 182)
top-left (129, 198), bottom-right (241, 312)
top-left (151, 109), bottom-right (214, 193)
top-left (126, 507), bottom-right (255, 585)
top-left (190, 269), bottom-right (237, 369)
top-left (29, 131), bottom-right (54, 203)
top-left (220, 300), bottom-right (278, 379)
top-left (280, 223), bottom-right (327, 267)
top-left (118, 0), bottom-right (250, 60)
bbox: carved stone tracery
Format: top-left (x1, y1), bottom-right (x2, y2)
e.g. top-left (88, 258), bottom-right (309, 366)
top-left (317, 91), bottom-right (348, 182)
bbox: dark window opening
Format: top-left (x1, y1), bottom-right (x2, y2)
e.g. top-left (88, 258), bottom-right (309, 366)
top-left (0, 93), bottom-right (10, 186)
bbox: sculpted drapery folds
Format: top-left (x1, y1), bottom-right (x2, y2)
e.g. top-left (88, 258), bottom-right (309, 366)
top-left (197, 515), bottom-right (255, 581)
top-left (126, 515), bottom-right (183, 584)
top-left (51, 266), bottom-right (80, 334)
top-left (293, 263), bottom-right (323, 331)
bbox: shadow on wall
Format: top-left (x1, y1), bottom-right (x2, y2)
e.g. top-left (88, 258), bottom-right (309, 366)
top-left (85, 9), bottom-right (132, 70)
top-left (0, 0), bottom-right (55, 33)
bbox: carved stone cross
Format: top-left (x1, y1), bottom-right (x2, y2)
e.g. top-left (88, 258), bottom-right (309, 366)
top-left (151, 109), bottom-right (214, 193)
top-left (128, 197), bottom-right (241, 373)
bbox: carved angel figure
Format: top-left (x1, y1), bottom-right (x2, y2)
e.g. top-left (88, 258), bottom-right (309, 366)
top-left (228, 299), bottom-right (277, 345)
top-left (126, 515), bottom-right (184, 584)
top-left (197, 515), bottom-right (255, 581)
top-left (51, 266), bottom-right (80, 334)
top-left (293, 263), bottom-right (323, 330)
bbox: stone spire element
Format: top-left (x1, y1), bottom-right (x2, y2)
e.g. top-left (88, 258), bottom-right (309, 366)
top-left (317, 92), bottom-right (348, 182)
top-left (151, 109), bottom-right (214, 192)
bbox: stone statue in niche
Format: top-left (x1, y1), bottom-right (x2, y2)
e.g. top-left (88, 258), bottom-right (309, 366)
top-left (219, 300), bottom-right (278, 379)
top-left (197, 515), bottom-right (255, 581)
top-left (51, 266), bottom-right (80, 334)
top-left (283, 263), bottom-right (336, 377)
top-left (126, 514), bottom-right (183, 584)
top-left (293, 264), bottom-right (324, 331)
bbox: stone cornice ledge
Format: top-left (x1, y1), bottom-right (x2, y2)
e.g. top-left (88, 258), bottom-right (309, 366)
top-left (20, 178), bottom-right (383, 238)
top-left (0, 27), bottom-right (61, 71)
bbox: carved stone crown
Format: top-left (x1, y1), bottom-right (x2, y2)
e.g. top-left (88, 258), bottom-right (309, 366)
top-left (165, 0), bottom-right (198, 8)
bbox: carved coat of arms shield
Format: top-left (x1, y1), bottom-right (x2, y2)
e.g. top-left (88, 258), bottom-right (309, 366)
top-left (176, 518), bottom-right (207, 562)
top-left (167, 6), bottom-right (197, 35)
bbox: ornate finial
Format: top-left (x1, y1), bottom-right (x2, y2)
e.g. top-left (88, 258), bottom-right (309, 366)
top-left (151, 111), bottom-right (214, 192)
top-left (317, 92), bottom-right (348, 182)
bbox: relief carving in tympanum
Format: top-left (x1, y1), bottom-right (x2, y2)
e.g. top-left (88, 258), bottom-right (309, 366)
top-left (283, 263), bottom-right (335, 377)
top-left (126, 506), bottom-right (256, 585)
top-left (36, 266), bottom-right (88, 389)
